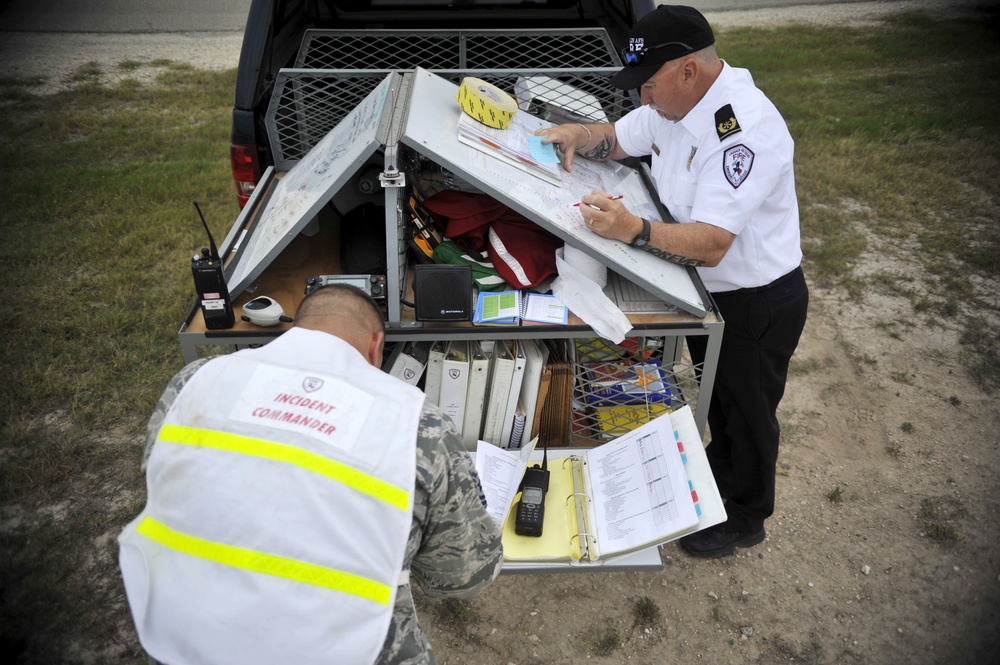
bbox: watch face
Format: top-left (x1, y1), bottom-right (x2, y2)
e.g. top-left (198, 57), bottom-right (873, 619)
top-left (632, 218), bottom-right (651, 248)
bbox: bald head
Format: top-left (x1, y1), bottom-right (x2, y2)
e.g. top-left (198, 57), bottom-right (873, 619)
top-left (293, 285), bottom-right (386, 366)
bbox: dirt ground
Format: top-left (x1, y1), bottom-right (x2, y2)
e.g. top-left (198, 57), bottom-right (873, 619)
top-left (3, 2), bottom-right (996, 664)
top-left (403, 4), bottom-right (1000, 663)
top-left (417, 245), bottom-right (1000, 665)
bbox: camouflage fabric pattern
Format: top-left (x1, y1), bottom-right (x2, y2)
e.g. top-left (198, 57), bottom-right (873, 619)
top-left (377, 404), bottom-right (503, 665)
top-left (142, 358), bottom-right (210, 470)
top-left (141, 358), bottom-right (503, 665)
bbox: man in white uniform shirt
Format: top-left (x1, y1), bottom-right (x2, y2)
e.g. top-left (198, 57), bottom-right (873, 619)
top-left (538, 5), bottom-right (809, 558)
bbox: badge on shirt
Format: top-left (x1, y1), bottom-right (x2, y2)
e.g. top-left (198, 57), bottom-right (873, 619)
top-left (715, 104), bottom-right (742, 141)
top-left (723, 144), bottom-right (754, 189)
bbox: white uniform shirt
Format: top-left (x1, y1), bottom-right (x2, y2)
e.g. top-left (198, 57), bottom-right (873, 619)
top-left (615, 62), bottom-right (802, 293)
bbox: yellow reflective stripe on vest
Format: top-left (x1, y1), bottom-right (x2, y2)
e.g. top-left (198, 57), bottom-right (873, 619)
top-left (136, 516), bottom-right (391, 605)
top-left (157, 424), bottom-right (409, 512)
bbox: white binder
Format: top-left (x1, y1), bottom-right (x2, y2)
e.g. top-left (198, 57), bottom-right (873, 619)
top-left (438, 341), bottom-right (470, 433)
top-left (423, 341), bottom-right (446, 406)
top-left (461, 341), bottom-right (491, 450)
top-left (515, 339), bottom-right (550, 448)
top-left (481, 340), bottom-right (515, 446)
top-left (386, 340), bottom-right (431, 386)
top-left (499, 341), bottom-right (527, 448)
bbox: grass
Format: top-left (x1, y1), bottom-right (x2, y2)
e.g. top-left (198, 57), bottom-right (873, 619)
top-left (0, 64), bottom-right (235, 663)
top-left (919, 495), bottom-right (967, 543)
top-left (1, 10), bottom-right (999, 663)
top-left (826, 485), bottom-right (845, 503)
top-left (722, 12), bottom-right (1000, 391)
top-left (591, 624), bottom-right (621, 656)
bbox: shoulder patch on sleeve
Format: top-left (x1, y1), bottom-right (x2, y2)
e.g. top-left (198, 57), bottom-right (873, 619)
top-left (723, 144), bottom-right (754, 189)
top-left (715, 104), bottom-right (742, 141)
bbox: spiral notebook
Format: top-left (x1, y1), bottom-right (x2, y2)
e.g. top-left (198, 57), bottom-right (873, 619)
top-left (473, 290), bottom-right (568, 326)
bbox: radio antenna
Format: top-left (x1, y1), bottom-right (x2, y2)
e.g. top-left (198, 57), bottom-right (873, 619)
top-left (193, 201), bottom-right (221, 262)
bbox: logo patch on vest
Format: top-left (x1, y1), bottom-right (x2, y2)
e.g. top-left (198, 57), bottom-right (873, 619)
top-left (715, 104), bottom-right (741, 141)
top-left (723, 144), bottom-right (754, 189)
top-left (232, 365), bottom-right (375, 453)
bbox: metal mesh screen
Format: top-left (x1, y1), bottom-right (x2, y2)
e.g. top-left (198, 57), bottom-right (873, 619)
top-left (268, 28), bottom-right (635, 169)
top-left (568, 337), bottom-right (701, 446)
top-left (268, 68), bottom-right (635, 168)
top-left (296, 29), bottom-right (621, 69)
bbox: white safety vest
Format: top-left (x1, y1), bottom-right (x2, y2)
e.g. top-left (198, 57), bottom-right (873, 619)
top-left (119, 328), bottom-right (424, 665)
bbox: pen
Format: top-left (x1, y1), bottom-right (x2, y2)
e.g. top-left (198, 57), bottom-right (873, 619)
top-left (478, 137), bottom-right (502, 151)
top-left (573, 195), bottom-right (624, 207)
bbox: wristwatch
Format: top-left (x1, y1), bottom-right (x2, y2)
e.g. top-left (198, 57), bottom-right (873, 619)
top-left (630, 217), bottom-right (651, 248)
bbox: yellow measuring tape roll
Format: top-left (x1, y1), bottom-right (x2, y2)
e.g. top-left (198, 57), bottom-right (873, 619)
top-left (456, 77), bottom-right (518, 129)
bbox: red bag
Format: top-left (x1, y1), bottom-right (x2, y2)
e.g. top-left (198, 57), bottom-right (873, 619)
top-left (421, 190), bottom-right (562, 289)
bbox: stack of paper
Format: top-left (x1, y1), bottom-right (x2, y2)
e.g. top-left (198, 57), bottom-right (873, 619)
top-left (474, 405), bottom-right (724, 564)
top-left (457, 111), bottom-right (563, 186)
top-left (537, 339), bottom-right (572, 446)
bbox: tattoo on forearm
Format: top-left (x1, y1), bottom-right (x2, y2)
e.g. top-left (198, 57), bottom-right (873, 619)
top-left (582, 134), bottom-right (616, 161)
top-left (640, 246), bottom-right (706, 267)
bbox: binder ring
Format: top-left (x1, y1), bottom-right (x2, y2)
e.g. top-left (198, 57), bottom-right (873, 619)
top-left (561, 455), bottom-right (582, 469)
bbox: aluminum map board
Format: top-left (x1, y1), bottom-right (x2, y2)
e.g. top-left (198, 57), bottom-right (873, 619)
top-left (400, 67), bottom-right (707, 318)
top-left (226, 72), bottom-right (399, 297)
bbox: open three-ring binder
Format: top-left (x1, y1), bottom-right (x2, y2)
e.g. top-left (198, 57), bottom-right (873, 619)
top-left (478, 405), bottom-right (725, 565)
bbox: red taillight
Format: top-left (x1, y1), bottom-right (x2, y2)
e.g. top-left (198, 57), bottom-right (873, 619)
top-left (230, 143), bottom-right (261, 209)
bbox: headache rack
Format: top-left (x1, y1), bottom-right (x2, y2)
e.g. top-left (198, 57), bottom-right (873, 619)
top-left (224, 28), bottom-right (723, 447)
top-left (266, 28), bottom-right (636, 169)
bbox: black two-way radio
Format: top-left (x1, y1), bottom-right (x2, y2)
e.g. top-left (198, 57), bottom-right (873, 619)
top-left (191, 201), bottom-right (235, 330)
top-left (515, 438), bottom-right (550, 538)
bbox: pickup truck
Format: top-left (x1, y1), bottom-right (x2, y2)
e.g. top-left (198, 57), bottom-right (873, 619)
top-left (229, 0), bottom-right (655, 208)
top-left (181, 0), bottom-right (721, 450)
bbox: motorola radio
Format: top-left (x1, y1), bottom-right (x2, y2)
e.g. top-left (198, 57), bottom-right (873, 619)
top-left (191, 201), bottom-right (235, 330)
top-left (514, 439), bottom-right (550, 538)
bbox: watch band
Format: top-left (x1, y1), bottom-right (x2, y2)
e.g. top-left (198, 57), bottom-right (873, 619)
top-left (630, 217), bottom-right (651, 248)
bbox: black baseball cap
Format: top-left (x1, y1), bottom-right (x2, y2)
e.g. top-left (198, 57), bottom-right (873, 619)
top-left (609, 5), bottom-right (716, 90)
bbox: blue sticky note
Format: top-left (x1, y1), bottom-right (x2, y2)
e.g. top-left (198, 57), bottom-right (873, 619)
top-left (527, 135), bottom-right (560, 164)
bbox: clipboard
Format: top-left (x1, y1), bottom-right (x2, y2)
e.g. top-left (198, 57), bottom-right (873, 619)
top-left (225, 72), bottom-right (401, 298)
top-left (400, 66), bottom-right (709, 317)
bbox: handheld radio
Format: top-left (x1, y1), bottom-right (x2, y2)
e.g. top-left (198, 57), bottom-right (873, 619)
top-left (515, 438), bottom-right (550, 538)
top-left (191, 201), bottom-right (235, 330)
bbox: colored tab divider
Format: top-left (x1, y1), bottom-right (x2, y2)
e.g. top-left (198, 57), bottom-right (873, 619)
top-left (676, 429), bottom-right (701, 516)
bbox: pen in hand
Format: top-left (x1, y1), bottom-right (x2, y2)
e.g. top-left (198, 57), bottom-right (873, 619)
top-left (573, 195), bottom-right (624, 207)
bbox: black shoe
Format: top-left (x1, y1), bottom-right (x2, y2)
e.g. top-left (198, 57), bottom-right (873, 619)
top-left (678, 523), bottom-right (766, 559)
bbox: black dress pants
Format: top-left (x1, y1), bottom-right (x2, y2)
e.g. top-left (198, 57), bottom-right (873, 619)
top-left (687, 267), bottom-right (809, 531)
